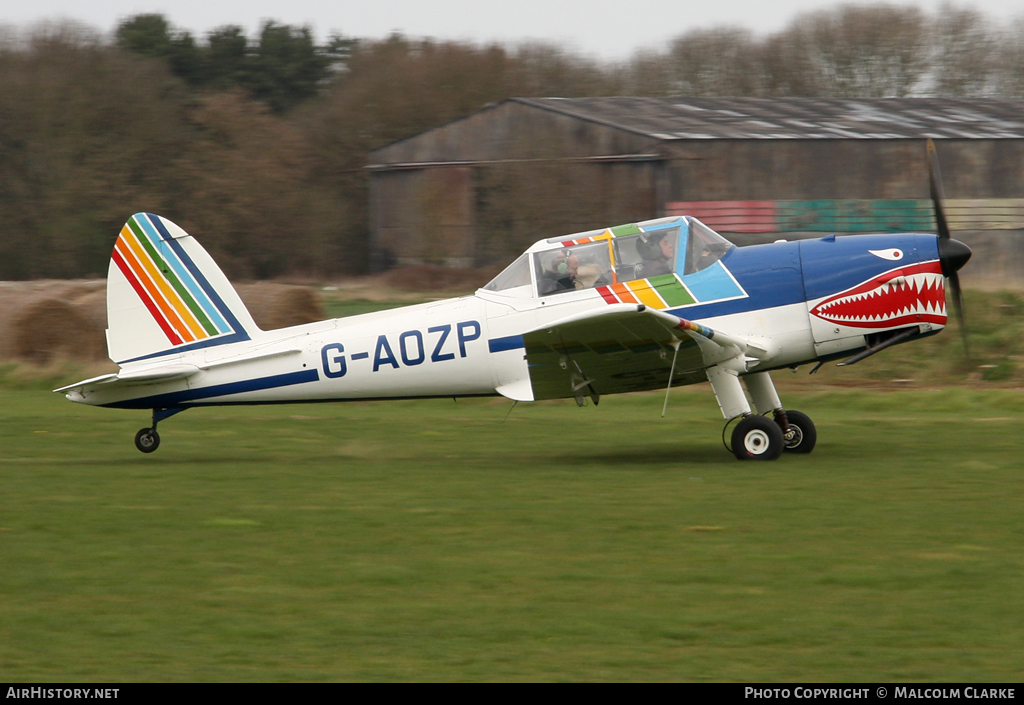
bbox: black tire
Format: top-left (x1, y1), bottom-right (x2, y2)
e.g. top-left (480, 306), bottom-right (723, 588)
top-left (134, 428), bottom-right (160, 453)
top-left (782, 410), bottom-right (817, 454)
top-left (731, 415), bottom-right (784, 461)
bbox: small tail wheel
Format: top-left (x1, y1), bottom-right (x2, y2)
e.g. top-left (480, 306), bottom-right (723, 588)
top-left (731, 415), bottom-right (784, 461)
top-left (782, 410), bottom-right (817, 454)
top-left (134, 428), bottom-right (161, 453)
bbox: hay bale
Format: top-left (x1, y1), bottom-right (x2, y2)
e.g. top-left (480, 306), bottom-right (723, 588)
top-left (0, 281), bottom-right (107, 363)
top-left (235, 283), bottom-right (326, 331)
top-left (72, 288), bottom-right (108, 332)
top-left (0, 280), bottom-right (325, 362)
top-left (12, 298), bottom-right (106, 364)
top-left (381, 264), bottom-right (500, 292)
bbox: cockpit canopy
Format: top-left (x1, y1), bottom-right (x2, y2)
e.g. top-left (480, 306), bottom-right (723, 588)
top-left (482, 216), bottom-right (734, 298)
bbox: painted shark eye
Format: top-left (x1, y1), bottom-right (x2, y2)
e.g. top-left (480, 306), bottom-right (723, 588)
top-left (869, 248), bottom-right (903, 261)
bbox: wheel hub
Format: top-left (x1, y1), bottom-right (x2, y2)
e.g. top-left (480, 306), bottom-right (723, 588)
top-left (784, 426), bottom-right (803, 447)
top-left (743, 429), bottom-right (771, 455)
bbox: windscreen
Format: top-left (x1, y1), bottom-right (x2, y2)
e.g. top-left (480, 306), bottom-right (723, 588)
top-left (483, 254), bottom-right (532, 292)
top-left (684, 219), bottom-right (733, 275)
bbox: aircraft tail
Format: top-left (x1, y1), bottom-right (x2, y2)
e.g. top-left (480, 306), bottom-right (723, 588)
top-left (106, 213), bottom-right (261, 365)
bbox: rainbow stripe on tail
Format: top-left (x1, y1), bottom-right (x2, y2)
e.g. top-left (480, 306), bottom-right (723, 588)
top-left (107, 214), bottom-right (259, 364)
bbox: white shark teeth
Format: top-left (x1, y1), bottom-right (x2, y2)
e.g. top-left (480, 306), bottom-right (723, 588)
top-left (817, 271), bottom-right (945, 323)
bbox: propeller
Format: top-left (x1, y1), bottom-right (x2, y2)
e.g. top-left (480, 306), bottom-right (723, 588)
top-left (927, 138), bottom-right (972, 353)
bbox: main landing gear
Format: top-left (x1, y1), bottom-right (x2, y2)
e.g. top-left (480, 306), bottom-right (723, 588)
top-left (708, 367), bottom-right (817, 461)
top-left (133, 407), bottom-right (185, 454)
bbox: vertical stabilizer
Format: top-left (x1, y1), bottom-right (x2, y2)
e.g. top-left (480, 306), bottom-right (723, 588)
top-left (106, 213), bottom-right (260, 364)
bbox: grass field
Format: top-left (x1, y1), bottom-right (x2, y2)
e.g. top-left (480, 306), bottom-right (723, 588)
top-left (2, 385), bottom-right (1023, 681)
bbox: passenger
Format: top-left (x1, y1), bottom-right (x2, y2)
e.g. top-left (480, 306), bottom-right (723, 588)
top-left (634, 233), bottom-right (675, 279)
top-left (573, 260), bottom-right (611, 289)
top-left (538, 251), bottom-right (578, 294)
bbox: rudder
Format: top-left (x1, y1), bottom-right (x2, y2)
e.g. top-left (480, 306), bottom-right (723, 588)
top-left (107, 213), bottom-right (260, 364)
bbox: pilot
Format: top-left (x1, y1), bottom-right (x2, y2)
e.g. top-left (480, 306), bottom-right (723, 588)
top-left (538, 250), bottom-right (578, 294)
top-left (634, 233), bottom-right (675, 279)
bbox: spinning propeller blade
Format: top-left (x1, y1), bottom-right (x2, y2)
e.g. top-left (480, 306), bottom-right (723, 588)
top-left (927, 138), bottom-right (971, 353)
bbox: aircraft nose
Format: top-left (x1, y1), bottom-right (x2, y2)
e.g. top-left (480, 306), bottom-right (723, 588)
top-left (938, 237), bottom-right (972, 277)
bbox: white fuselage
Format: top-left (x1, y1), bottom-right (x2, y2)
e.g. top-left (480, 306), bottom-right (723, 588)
top-left (68, 282), bottom-right (819, 409)
top-left (67, 287), bottom-right (819, 410)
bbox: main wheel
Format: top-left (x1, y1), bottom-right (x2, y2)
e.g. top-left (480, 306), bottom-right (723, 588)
top-left (781, 410), bottom-right (816, 454)
top-left (731, 415), bottom-right (784, 461)
top-left (134, 428), bottom-right (160, 453)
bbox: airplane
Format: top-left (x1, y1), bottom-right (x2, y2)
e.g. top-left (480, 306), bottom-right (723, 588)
top-left (56, 140), bottom-right (971, 460)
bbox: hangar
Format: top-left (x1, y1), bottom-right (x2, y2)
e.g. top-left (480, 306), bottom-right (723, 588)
top-left (367, 97), bottom-right (1024, 282)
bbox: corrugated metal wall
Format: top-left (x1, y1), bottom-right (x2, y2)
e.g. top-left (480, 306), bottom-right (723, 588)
top-left (369, 102), bottom-right (1024, 280)
top-left (369, 102), bottom-right (666, 268)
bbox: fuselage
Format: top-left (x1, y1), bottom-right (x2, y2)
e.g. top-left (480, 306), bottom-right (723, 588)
top-left (66, 227), bottom-right (949, 412)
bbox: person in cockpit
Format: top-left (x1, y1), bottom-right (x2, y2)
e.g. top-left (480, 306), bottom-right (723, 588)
top-left (634, 232), bottom-right (675, 279)
top-left (539, 250), bottom-right (578, 294)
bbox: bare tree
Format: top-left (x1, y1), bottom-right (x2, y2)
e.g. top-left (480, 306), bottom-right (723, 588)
top-left (0, 22), bottom-right (190, 278)
top-left (772, 4), bottom-right (930, 97)
top-left (928, 3), bottom-right (999, 96)
top-left (994, 16), bottom-right (1024, 98)
top-left (665, 27), bottom-right (767, 96)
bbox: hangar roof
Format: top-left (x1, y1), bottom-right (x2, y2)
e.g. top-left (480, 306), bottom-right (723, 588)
top-left (513, 97), bottom-right (1024, 140)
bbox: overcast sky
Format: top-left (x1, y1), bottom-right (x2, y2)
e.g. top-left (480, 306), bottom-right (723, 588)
top-left (4, 0), bottom-right (1023, 61)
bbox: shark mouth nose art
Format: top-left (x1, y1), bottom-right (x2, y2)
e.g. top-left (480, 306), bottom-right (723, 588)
top-left (810, 261), bottom-right (947, 329)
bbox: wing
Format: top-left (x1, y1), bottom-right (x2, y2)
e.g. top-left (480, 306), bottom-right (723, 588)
top-left (523, 304), bottom-right (710, 401)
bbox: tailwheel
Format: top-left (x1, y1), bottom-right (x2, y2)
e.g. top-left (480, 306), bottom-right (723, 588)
top-left (731, 415), bottom-right (784, 461)
top-left (134, 428), bottom-right (160, 453)
top-left (781, 410), bottom-right (816, 454)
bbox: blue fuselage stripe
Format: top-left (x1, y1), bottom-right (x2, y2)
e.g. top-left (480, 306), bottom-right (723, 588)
top-left (488, 335), bottom-right (526, 353)
top-left (103, 369), bottom-right (320, 409)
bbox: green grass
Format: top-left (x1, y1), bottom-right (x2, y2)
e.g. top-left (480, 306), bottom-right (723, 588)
top-left (838, 289), bottom-right (1024, 385)
top-left (2, 387), bottom-right (1023, 681)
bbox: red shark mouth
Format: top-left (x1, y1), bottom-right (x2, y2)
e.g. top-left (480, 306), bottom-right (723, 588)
top-left (810, 261), bottom-right (946, 329)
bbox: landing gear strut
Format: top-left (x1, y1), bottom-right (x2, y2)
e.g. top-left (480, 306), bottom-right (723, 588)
top-left (133, 407), bottom-right (185, 453)
top-left (708, 367), bottom-right (817, 461)
top-left (779, 409), bottom-right (816, 454)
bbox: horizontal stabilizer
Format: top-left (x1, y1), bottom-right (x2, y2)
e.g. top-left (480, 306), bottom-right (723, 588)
top-left (53, 373), bottom-right (119, 393)
top-left (54, 364), bottom-right (200, 394)
top-left (115, 364), bottom-right (200, 383)
top-left (200, 347), bottom-right (302, 370)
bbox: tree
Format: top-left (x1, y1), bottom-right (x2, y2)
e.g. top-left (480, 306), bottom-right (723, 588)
top-left (115, 13), bottom-right (204, 84)
top-left (0, 22), bottom-right (192, 278)
top-left (767, 4), bottom-right (930, 97)
top-left (205, 25), bottom-right (249, 89)
top-left (116, 15), bottom-right (339, 112)
top-left (668, 27), bottom-right (765, 96)
top-left (243, 22), bottom-right (331, 113)
top-left (995, 17), bottom-right (1024, 98)
top-left (114, 13), bottom-right (173, 57)
top-left (929, 3), bottom-right (998, 96)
